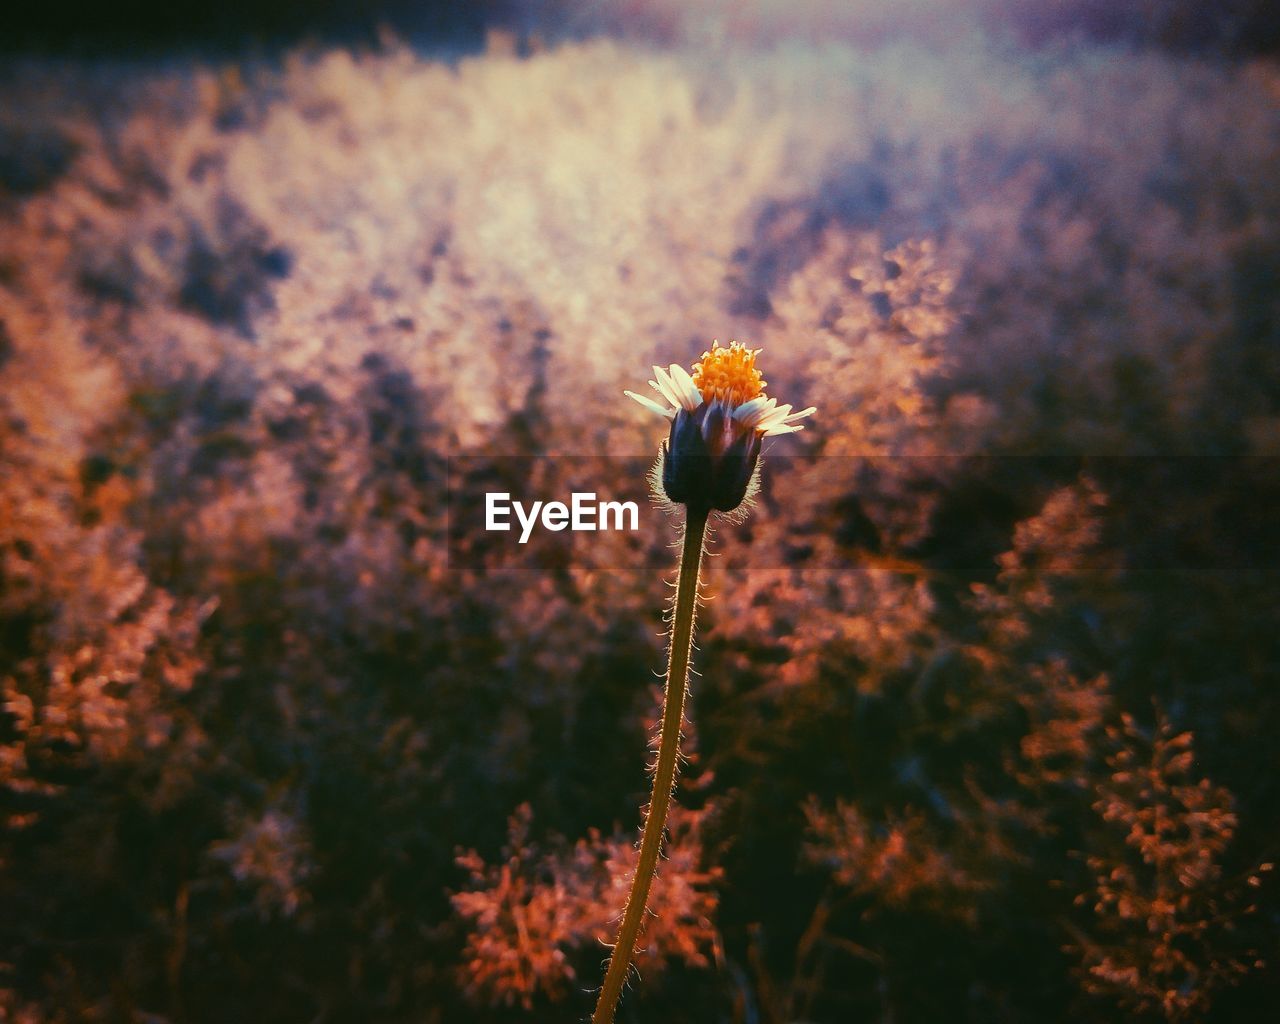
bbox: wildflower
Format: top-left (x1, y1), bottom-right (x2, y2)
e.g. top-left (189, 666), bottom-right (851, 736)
top-left (595, 342), bottom-right (814, 1024)
top-left (625, 341), bottom-right (815, 512)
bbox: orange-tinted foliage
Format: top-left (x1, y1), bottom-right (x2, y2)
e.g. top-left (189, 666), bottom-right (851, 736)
top-left (2, 15), bottom-right (1278, 1023)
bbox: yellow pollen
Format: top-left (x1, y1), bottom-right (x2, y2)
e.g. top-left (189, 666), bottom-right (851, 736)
top-left (691, 341), bottom-right (766, 406)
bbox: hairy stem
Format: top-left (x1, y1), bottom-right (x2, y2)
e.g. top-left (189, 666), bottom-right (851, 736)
top-left (592, 504), bottom-right (709, 1024)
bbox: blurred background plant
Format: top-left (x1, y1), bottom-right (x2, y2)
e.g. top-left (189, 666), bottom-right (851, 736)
top-left (1, 1), bottom-right (1278, 1020)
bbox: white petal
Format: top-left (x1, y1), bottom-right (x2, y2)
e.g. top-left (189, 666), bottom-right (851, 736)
top-left (625, 390), bottom-right (676, 418)
top-left (650, 365), bottom-right (682, 407)
top-left (668, 363), bottom-right (704, 411)
top-left (754, 404), bottom-right (791, 430)
top-left (734, 397), bottom-right (780, 431)
top-left (762, 422), bottom-right (804, 436)
top-left (783, 406), bottom-right (817, 423)
top-left (731, 396), bottom-right (771, 422)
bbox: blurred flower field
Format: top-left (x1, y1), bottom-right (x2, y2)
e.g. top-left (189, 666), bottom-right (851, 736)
top-left (2, 13), bottom-right (1279, 1022)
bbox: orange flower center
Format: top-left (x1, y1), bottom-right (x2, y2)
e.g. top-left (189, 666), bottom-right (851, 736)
top-left (691, 341), bottom-right (766, 406)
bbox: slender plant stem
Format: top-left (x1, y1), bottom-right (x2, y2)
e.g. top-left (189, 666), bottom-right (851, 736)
top-left (592, 504), bottom-right (710, 1024)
